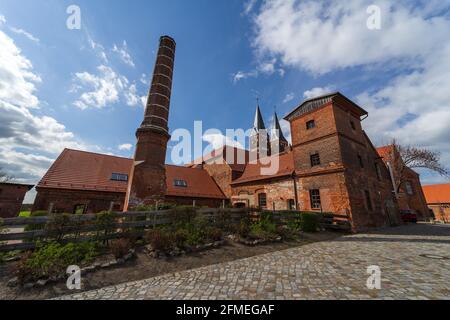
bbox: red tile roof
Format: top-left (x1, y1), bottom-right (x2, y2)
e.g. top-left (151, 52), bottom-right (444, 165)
top-left (231, 151), bottom-right (295, 185)
top-left (188, 146), bottom-right (249, 172)
top-left (422, 184), bottom-right (450, 204)
top-left (37, 149), bottom-right (225, 199)
top-left (376, 145), bottom-right (395, 159)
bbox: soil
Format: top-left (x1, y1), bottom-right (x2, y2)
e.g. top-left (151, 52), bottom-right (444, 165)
top-left (0, 231), bottom-right (342, 300)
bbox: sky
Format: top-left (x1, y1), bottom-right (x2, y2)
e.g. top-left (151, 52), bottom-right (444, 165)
top-left (1, 0), bottom-right (450, 203)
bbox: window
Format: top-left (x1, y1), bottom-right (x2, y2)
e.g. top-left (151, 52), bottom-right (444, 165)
top-left (358, 155), bottom-right (364, 168)
top-left (258, 193), bottom-right (267, 208)
top-left (350, 121), bottom-right (356, 130)
top-left (375, 163), bottom-right (382, 181)
top-left (364, 190), bottom-right (373, 211)
top-left (405, 181), bottom-right (414, 195)
top-left (174, 179), bottom-right (188, 187)
top-left (310, 153), bottom-right (321, 167)
top-left (111, 173), bottom-right (128, 182)
top-left (309, 189), bottom-right (321, 210)
top-left (306, 120), bottom-right (316, 130)
top-left (73, 204), bottom-right (87, 215)
top-left (288, 199), bottom-right (296, 211)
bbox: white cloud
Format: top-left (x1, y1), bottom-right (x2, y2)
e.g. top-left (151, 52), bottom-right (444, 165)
top-left (0, 15), bottom-right (6, 25)
top-left (86, 35), bottom-right (108, 64)
top-left (10, 27), bottom-right (40, 43)
top-left (113, 41), bottom-right (135, 67)
top-left (72, 65), bottom-right (128, 109)
top-left (0, 29), bottom-right (87, 186)
top-left (243, 0), bottom-right (258, 16)
top-left (283, 92), bottom-right (295, 103)
top-left (303, 86), bottom-right (334, 99)
top-left (232, 70), bottom-right (258, 83)
top-left (0, 30), bottom-right (41, 108)
top-left (253, 0), bottom-right (449, 75)
top-left (251, 0), bottom-right (450, 182)
top-left (118, 143), bottom-right (133, 151)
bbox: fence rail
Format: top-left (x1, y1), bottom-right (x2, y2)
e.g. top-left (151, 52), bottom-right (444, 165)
top-left (0, 209), bottom-right (351, 252)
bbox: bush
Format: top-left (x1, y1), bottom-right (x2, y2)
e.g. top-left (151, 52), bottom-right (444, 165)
top-left (16, 241), bottom-right (98, 282)
top-left (205, 227), bottom-right (223, 242)
top-left (173, 228), bottom-right (189, 248)
top-left (145, 229), bottom-right (174, 252)
top-left (109, 238), bottom-right (133, 259)
top-left (24, 211), bottom-right (48, 232)
top-left (299, 213), bottom-right (319, 233)
top-left (45, 213), bottom-right (72, 241)
top-left (237, 220), bottom-right (250, 238)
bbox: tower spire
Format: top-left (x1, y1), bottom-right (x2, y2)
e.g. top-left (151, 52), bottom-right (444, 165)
top-left (270, 111), bottom-right (289, 155)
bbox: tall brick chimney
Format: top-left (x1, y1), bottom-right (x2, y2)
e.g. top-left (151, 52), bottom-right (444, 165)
top-left (124, 36), bottom-right (176, 210)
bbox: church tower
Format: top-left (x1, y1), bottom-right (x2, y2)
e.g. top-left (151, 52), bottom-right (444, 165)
top-left (125, 36), bottom-right (176, 210)
top-left (270, 111), bottom-right (289, 155)
top-left (250, 99), bottom-right (271, 160)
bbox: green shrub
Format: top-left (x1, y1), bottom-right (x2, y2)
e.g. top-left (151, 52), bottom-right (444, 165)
top-left (16, 241), bottom-right (98, 282)
top-left (24, 211), bottom-right (48, 232)
top-left (109, 238), bottom-right (133, 259)
top-left (299, 213), bottom-right (319, 233)
top-left (173, 228), bottom-right (189, 248)
top-left (205, 227), bottom-right (223, 242)
top-left (45, 213), bottom-right (72, 241)
top-left (237, 220), bottom-right (250, 238)
top-left (145, 229), bottom-right (174, 252)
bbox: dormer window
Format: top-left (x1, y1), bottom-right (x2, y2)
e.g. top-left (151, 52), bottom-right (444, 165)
top-left (306, 120), bottom-right (316, 130)
top-left (174, 179), bottom-right (188, 187)
top-left (111, 173), bottom-right (128, 182)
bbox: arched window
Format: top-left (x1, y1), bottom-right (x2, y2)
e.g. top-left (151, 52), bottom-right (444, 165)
top-left (258, 193), bottom-right (267, 209)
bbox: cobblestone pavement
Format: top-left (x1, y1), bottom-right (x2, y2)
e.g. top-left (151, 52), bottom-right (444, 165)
top-left (59, 224), bottom-right (450, 300)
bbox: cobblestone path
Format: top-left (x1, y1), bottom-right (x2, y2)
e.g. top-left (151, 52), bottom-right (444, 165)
top-left (59, 224), bottom-right (450, 300)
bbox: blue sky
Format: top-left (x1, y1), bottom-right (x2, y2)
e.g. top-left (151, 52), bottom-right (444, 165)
top-left (1, 0), bottom-right (450, 202)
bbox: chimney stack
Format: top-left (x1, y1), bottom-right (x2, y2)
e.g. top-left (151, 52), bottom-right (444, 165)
top-left (124, 36), bottom-right (176, 210)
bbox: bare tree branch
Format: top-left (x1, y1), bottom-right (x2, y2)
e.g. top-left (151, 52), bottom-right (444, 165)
top-left (0, 167), bottom-right (13, 183)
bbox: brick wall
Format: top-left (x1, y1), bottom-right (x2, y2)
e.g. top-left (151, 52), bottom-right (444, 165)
top-left (33, 188), bottom-right (126, 214)
top-left (0, 184), bottom-right (31, 218)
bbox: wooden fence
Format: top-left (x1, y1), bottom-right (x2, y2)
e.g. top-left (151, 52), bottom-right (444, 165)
top-left (0, 209), bottom-right (351, 252)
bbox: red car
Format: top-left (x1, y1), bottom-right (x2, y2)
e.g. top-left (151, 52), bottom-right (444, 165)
top-left (400, 209), bottom-right (418, 223)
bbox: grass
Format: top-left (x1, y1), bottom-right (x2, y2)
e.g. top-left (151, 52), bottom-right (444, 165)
top-left (19, 211), bottom-right (31, 217)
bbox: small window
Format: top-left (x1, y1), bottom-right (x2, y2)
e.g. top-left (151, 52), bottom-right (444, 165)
top-left (287, 199), bottom-right (296, 211)
top-left (258, 193), bottom-right (267, 208)
top-left (350, 121), bottom-right (356, 130)
top-left (174, 179), bottom-right (188, 187)
top-left (375, 163), bottom-right (382, 181)
top-left (405, 181), bottom-right (414, 195)
top-left (306, 120), bottom-right (316, 130)
top-left (111, 173), bottom-right (128, 182)
top-left (74, 204), bottom-right (87, 215)
top-left (364, 190), bottom-right (373, 211)
top-left (310, 189), bottom-right (321, 210)
top-left (358, 155), bottom-right (364, 168)
top-left (310, 153), bottom-right (321, 167)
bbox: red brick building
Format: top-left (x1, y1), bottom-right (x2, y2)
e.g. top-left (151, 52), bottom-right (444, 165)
top-left (376, 145), bottom-right (430, 220)
top-left (422, 184), bottom-right (450, 222)
top-left (33, 149), bottom-right (226, 214)
top-left (31, 35), bottom-right (425, 232)
top-left (0, 182), bottom-right (33, 218)
top-left (230, 92), bottom-right (401, 231)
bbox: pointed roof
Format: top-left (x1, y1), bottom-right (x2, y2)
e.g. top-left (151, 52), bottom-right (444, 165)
top-left (253, 99), bottom-right (266, 130)
top-left (271, 112), bottom-right (288, 143)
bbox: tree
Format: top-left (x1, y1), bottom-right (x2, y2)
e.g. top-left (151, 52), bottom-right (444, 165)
top-left (0, 167), bottom-right (13, 183)
top-left (391, 140), bottom-right (449, 194)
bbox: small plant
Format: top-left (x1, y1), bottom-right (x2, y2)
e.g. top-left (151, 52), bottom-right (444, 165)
top-left (205, 227), bottom-right (223, 242)
top-left (24, 211), bottom-right (48, 231)
top-left (173, 228), bottom-right (189, 248)
top-left (145, 229), bottom-right (174, 252)
top-left (16, 241), bottom-right (98, 283)
top-left (237, 219), bottom-right (250, 238)
top-left (109, 238), bottom-right (133, 259)
top-left (45, 213), bottom-right (72, 241)
top-left (299, 213), bottom-right (319, 233)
